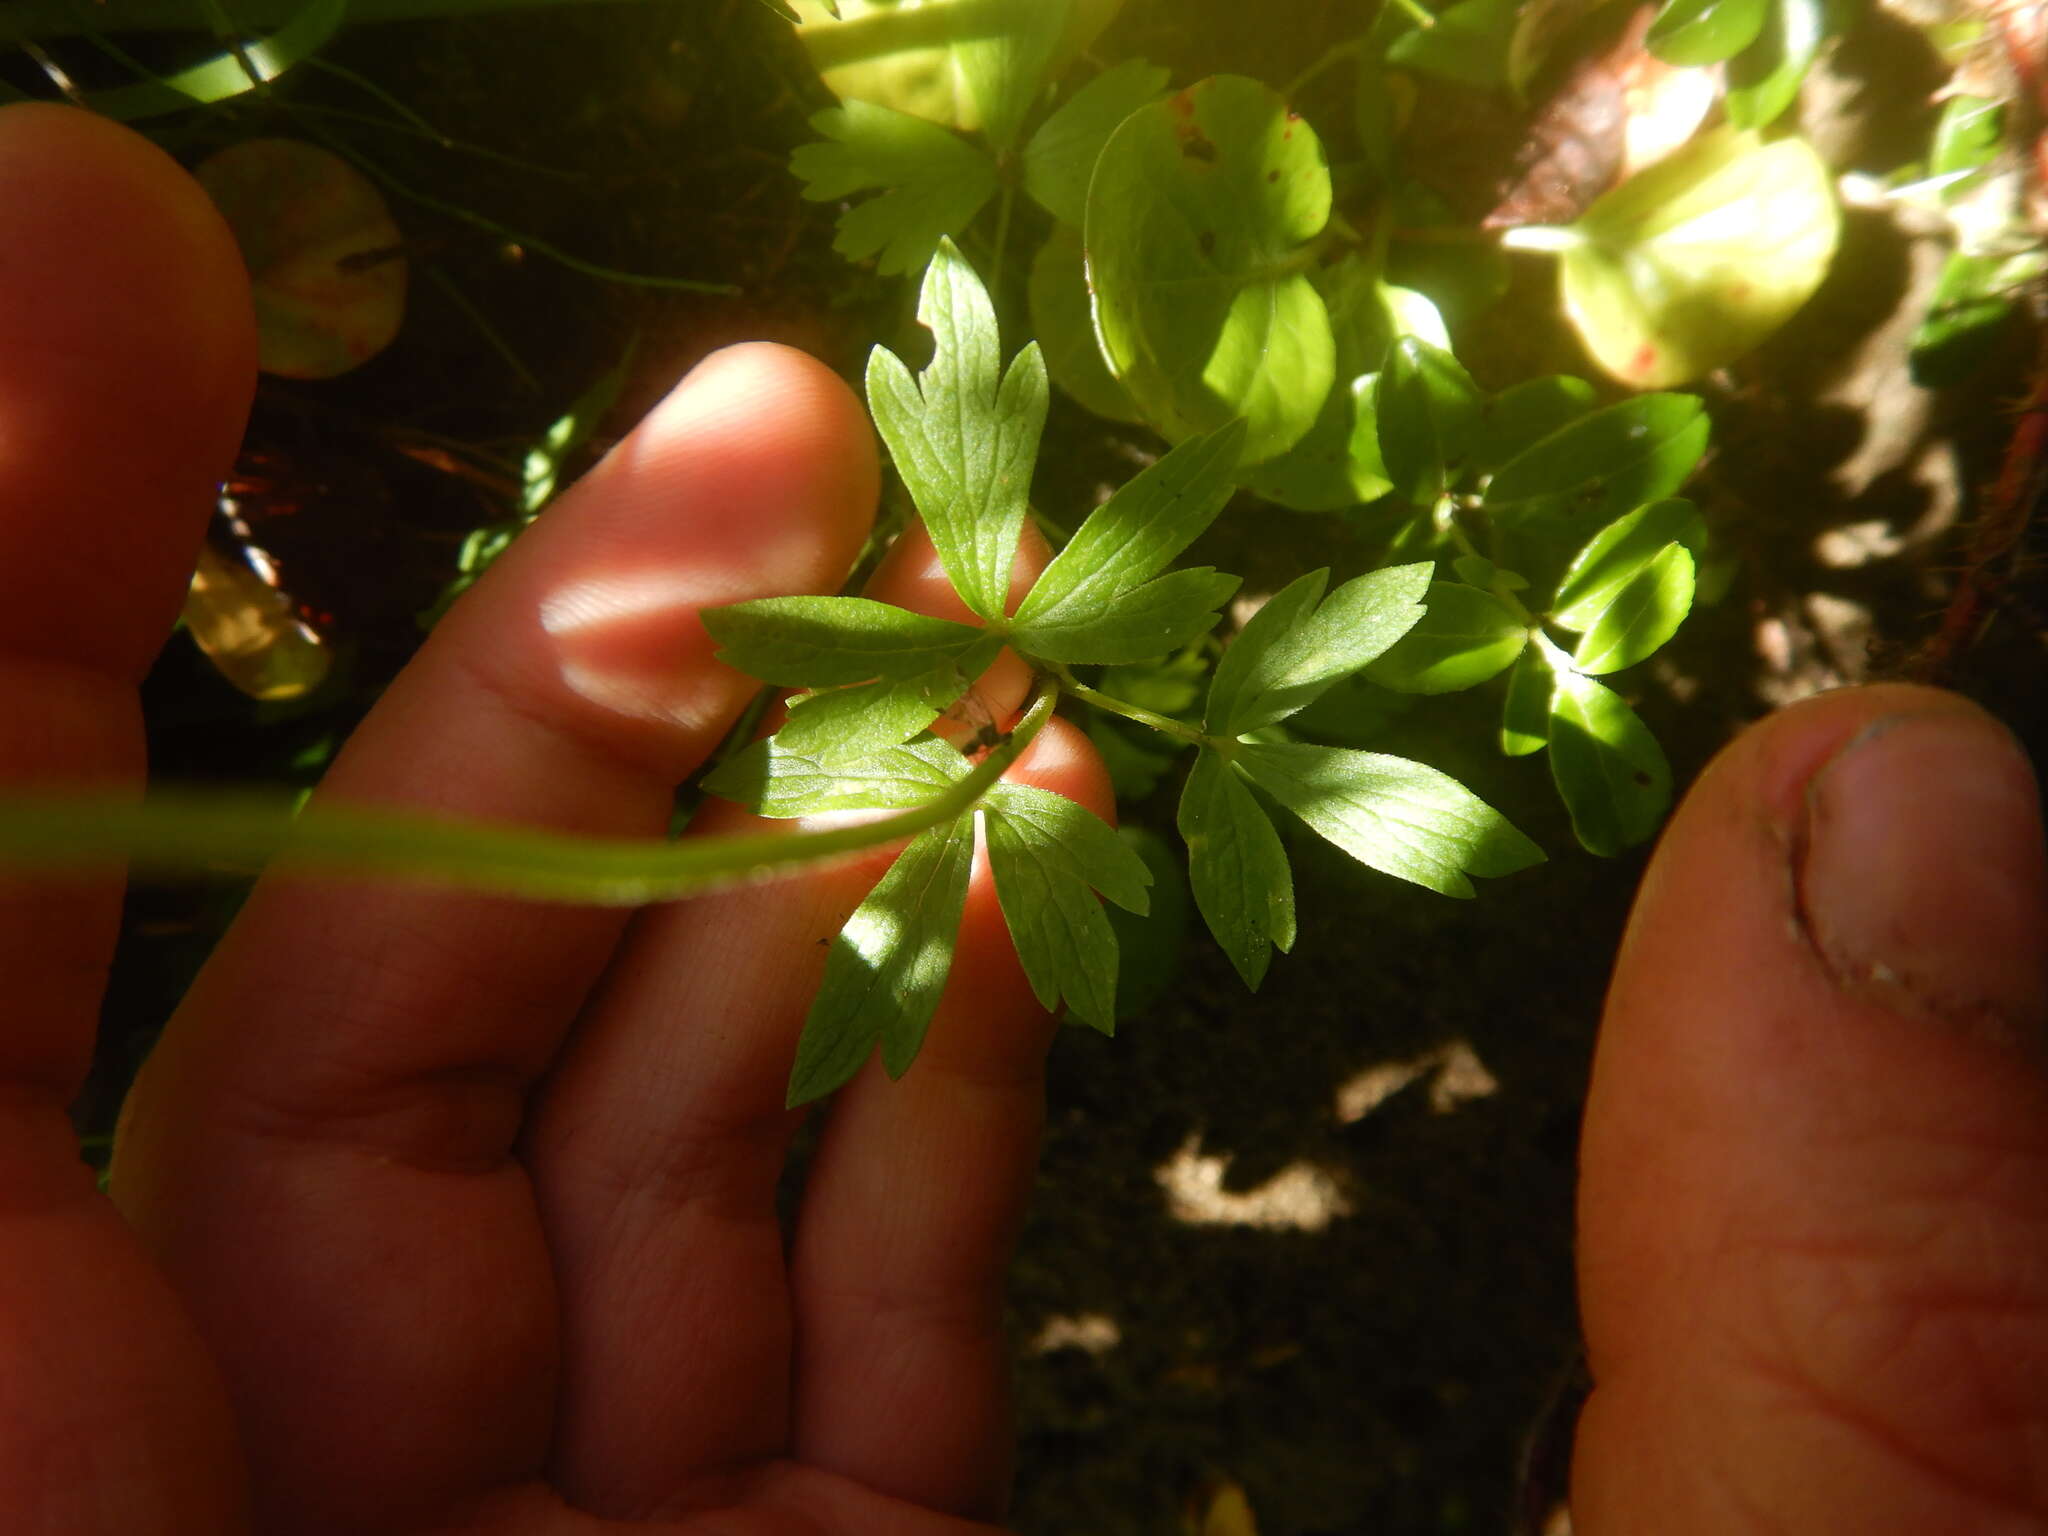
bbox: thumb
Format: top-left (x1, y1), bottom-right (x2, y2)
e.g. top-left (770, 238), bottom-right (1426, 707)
top-left (1573, 684), bottom-right (2048, 1533)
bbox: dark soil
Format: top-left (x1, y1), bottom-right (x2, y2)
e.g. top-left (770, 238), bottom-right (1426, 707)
top-left (66, 0), bottom-right (2048, 1531)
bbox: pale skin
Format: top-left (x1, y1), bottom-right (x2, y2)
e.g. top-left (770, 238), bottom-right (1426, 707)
top-left (1, 104), bottom-right (2043, 1533)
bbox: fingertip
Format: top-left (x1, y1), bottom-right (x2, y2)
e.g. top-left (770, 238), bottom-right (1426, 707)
top-left (0, 104), bottom-right (256, 677)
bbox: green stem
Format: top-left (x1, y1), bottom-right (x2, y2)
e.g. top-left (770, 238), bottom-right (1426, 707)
top-left (1282, 36), bottom-right (1368, 100)
top-left (1054, 666), bottom-right (1214, 749)
top-left (1390, 0), bottom-right (1437, 27)
top-left (0, 686), bottom-right (1059, 906)
top-left (990, 178), bottom-right (1016, 301)
top-left (1498, 224), bottom-right (1586, 254)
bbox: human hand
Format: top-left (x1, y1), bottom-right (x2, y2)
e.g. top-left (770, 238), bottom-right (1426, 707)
top-left (1, 104), bottom-right (1102, 1534)
top-left (1573, 685), bottom-right (2048, 1531)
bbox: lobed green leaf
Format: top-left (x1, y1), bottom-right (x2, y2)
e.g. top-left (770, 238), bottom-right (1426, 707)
top-left (706, 736), bottom-right (968, 817)
top-left (1236, 741), bottom-right (1544, 897)
top-left (1015, 419), bottom-right (1246, 626)
top-left (1363, 582), bottom-right (1528, 694)
top-left (1178, 749), bottom-right (1295, 989)
top-left (1208, 564), bottom-right (1433, 735)
top-left (769, 648), bottom-right (996, 759)
top-left (702, 594), bottom-right (988, 687)
top-left (786, 812), bottom-right (977, 1106)
top-left (1013, 567), bottom-right (1241, 664)
top-left (790, 101), bottom-right (1000, 276)
top-left (867, 242), bottom-right (1049, 620)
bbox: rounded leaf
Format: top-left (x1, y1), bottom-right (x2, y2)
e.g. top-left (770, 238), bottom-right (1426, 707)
top-left (1548, 671), bottom-right (1671, 854)
top-left (1028, 226), bottom-right (1145, 422)
top-left (195, 139), bottom-right (405, 380)
top-left (1559, 127), bottom-right (1839, 388)
top-left (1646, 0), bottom-right (1768, 66)
top-left (1086, 75), bottom-right (1335, 464)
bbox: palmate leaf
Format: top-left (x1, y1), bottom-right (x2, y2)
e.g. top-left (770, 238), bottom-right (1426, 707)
top-left (1011, 568), bottom-right (1241, 664)
top-left (703, 735), bottom-right (968, 818)
top-left (1206, 563), bottom-right (1432, 736)
top-left (787, 813), bottom-right (978, 1105)
top-left (700, 594), bottom-right (988, 686)
top-left (984, 782), bottom-right (1151, 1032)
top-left (771, 646), bottom-right (998, 761)
top-left (790, 101), bottom-right (1000, 276)
top-left (868, 241), bottom-right (1049, 620)
top-left (1178, 749), bottom-right (1295, 989)
top-left (1236, 742), bottom-right (1543, 897)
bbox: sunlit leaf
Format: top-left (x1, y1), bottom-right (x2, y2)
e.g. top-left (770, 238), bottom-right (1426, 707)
top-left (195, 138), bottom-right (404, 380)
top-left (1542, 127), bottom-right (1839, 388)
top-left (1178, 748), bottom-right (1294, 989)
top-left (1500, 645), bottom-right (1552, 755)
top-left (1646, 0), bottom-right (1766, 66)
top-left (984, 781), bottom-right (1151, 1031)
top-left (1027, 225), bottom-right (1145, 422)
top-left (1244, 261), bottom-right (1433, 510)
top-left (1928, 94), bottom-right (2003, 184)
top-left (1910, 248), bottom-right (2044, 386)
top-left (1724, 0), bottom-right (1824, 130)
top-left (791, 0), bottom-right (1083, 150)
top-left (1551, 497), bottom-right (1705, 627)
top-left (1569, 544), bottom-right (1694, 673)
top-left (1364, 581), bottom-right (1528, 693)
top-left (789, 100), bottom-right (999, 276)
top-left (867, 241), bottom-right (1048, 620)
top-left (786, 813), bottom-right (976, 1104)
top-left (1023, 57), bottom-right (1170, 225)
top-left (1469, 375), bottom-right (1597, 474)
top-left (1207, 564), bottom-right (1432, 734)
top-left (1087, 75), bottom-right (1335, 464)
top-left (1547, 670), bottom-right (1670, 854)
top-left (1483, 394), bottom-right (1709, 530)
top-left (1011, 567), bottom-right (1240, 663)
top-left (705, 735), bottom-right (968, 817)
top-left (702, 594), bottom-right (988, 685)
top-left (1236, 742), bottom-right (1544, 897)
top-left (68, 0), bottom-right (344, 119)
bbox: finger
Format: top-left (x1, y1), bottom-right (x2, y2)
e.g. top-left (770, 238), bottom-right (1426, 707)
top-left (0, 105), bottom-right (255, 1528)
top-left (1574, 684), bottom-right (2048, 1533)
top-left (113, 344), bottom-right (876, 1532)
top-left (522, 524), bottom-right (1087, 1518)
top-left (790, 715), bottom-right (1112, 1520)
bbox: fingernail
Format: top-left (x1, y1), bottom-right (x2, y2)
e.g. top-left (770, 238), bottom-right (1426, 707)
top-left (1798, 709), bottom-right (2048, 1045)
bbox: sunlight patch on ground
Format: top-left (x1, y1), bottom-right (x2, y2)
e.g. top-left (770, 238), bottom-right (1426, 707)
top-left (1155, 1136), bottom-right (1352, 1231)
top-left (1334, 1039), bottom-right (1500, 1123)
top-left (1029, 1312), bottom-right (1122, 1356)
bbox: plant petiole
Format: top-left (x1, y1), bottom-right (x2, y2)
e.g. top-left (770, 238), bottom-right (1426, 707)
top-left (1052, 666), bottom-right (1217, 750)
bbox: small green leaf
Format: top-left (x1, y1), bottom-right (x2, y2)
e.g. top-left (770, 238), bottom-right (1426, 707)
top-left (1500, 646), bottom-right (1552, 755)
top-left (1236, 742), bottom-right (1544, 897)
top-left (1208, 563), bottom-right (1433, 734)
top-left (1929, 94), bottom-right (2003, 184)
top-left (705, 736), bottom-right (967, 817)
top-left (867, 241), bottom-right (1048, 620)
top-left (702, 595), bottom-right (988, 686)
top-left (1554, 127), bottom-right (1839, 388)
top-left (1910, 249), bottom-right (2043, 386)
top-left (1178, 749), bottom-right (1295, 989)
top-left (1469, 375), bottom-right (1597, 474)
top-left (1452, 554), bottom-right (1497, 588)
top-left (1028, 225), bottom-right (1144, 422)
top-left (1364, 582), bottom-right (1528, 694)
top-left (985, 782), bottom-right (1153, 1032)
top-left (786, 812), bottom-right (977, 1105)
top-left (1484, 395), bottom-right (1709, 530)
top-left (1016, 420), bottom-right (1245, 627)
top-left (771, 641), bottom-right (1000, 758)
top-left (1647, 0), bottom-right (1767, 65)
top-left (1724, 0), bottom-right (1824, 130)
top-left (1013, 568), bottom-right (1241, 664)
top-left (1570, 546), bottom-right (1695, 673)
top-left (790, 101), bottom-right (1000, 276)
top-left (1377, 337), bottom-right (1481, 505)
top-left (1244, 261), bottom-right (1432, 510)
top-left (1547, 671), bottom-right (1671, 855)
top-left (1552, 498), bottom-right (1706, 624)
top-left (1387, 0), bottom-right (1520, 87)
top-left (1086, 75), bottom-right (1336, 463)
top-left (1023, 58), bottom-right (1171, 225)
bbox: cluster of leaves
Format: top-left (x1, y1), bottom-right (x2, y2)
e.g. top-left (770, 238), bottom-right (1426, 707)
top-left (699, 245), bottom-right (1547, 1103)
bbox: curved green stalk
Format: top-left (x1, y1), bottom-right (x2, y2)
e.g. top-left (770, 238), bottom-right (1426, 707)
top-left (0, 684), bottom-right (1058, 906)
